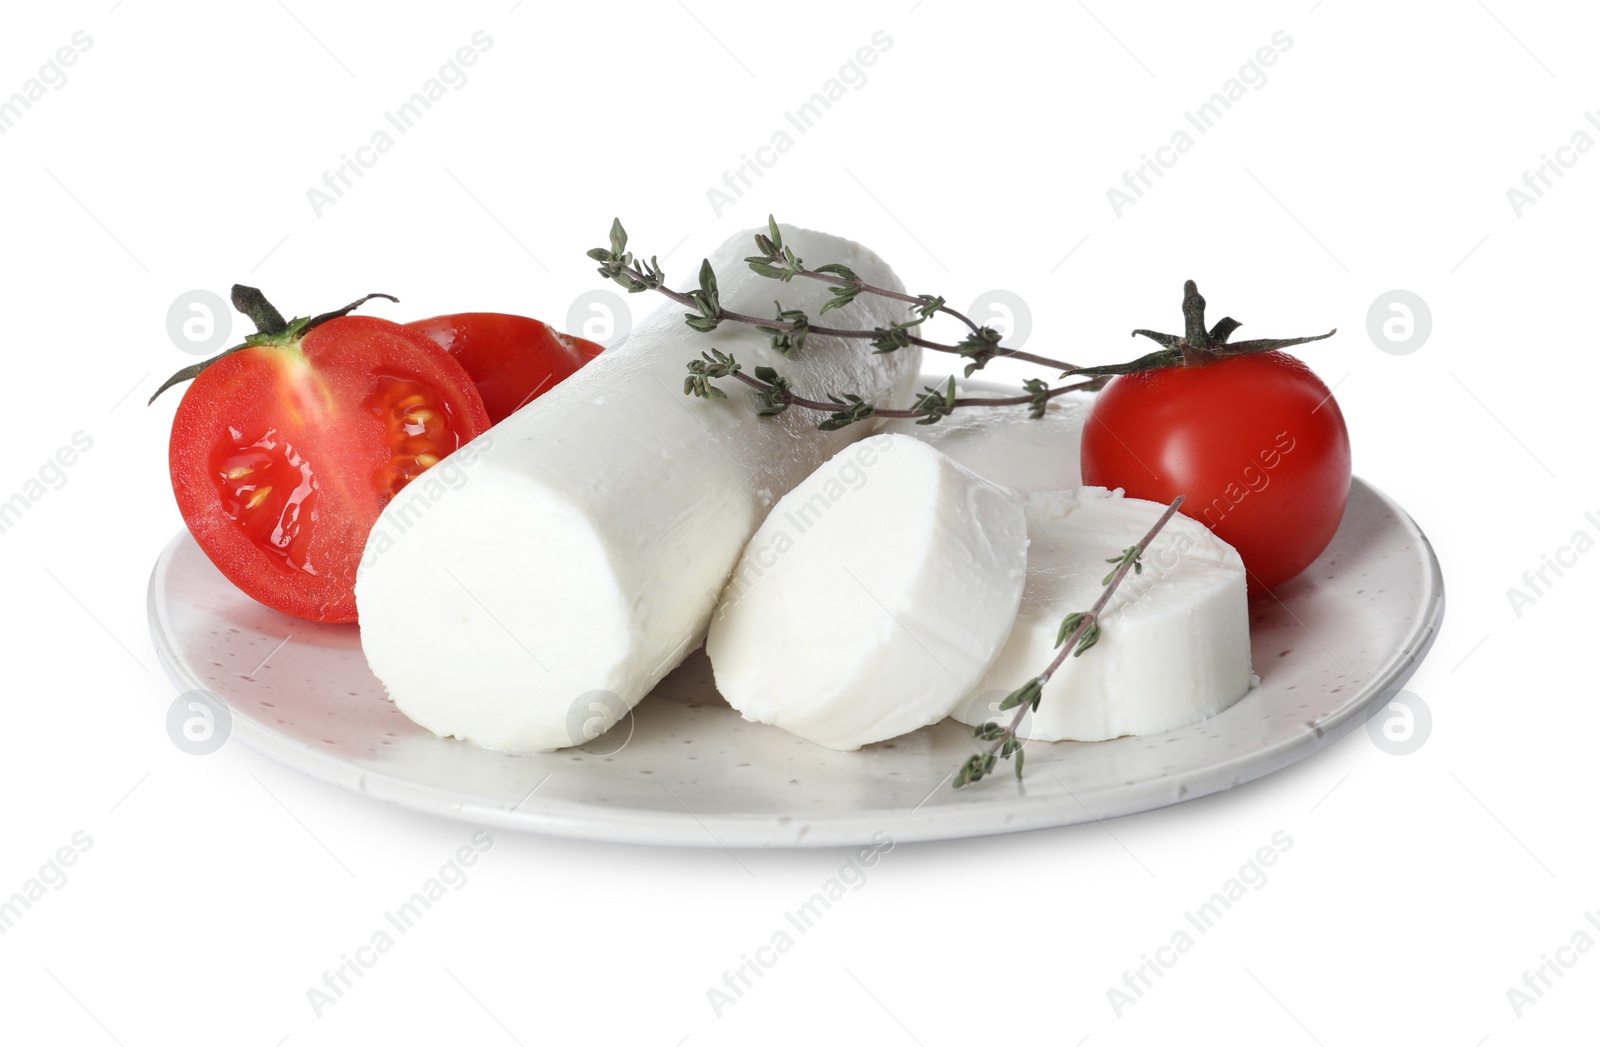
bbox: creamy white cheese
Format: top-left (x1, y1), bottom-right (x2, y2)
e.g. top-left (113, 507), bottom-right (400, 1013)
top-left (355, 226), bottom-right (923, 752)
top-left (954, 487), bottom-right (1253, 741)
top-left (877, 384), bottom-right (1089, 493)
top-left (707, 434), bottom-right (1028, 751)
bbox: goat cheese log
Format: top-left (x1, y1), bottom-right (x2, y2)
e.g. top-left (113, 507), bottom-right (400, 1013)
top-left (955, 487), bottom-right (1253, 741)
top-left (879, 386), bottom-right (1090, 494)
top-left (707, 434), bottom-right (1028, 751)
top-left (355, 226), bottom-right (923, 752)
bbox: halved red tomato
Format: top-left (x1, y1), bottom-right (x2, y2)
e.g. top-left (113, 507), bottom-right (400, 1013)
top-left (164, 296), bottom-right (491, 623)
top-left (404, 313), bottom-right (604, 424)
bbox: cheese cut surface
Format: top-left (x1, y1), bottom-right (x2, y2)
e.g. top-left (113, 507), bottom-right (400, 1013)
top-left (877, 385), bottom-right (1088, 493)
top-left (354, 226), bottom-right (923, 753)
top-left (706, 434), bottom-right (1028, 751)
top-left (955, 487), bottom-right (1253, 742)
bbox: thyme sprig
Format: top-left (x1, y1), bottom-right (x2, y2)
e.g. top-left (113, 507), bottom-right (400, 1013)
top-left (757, 302), bottom-right (810, 357)
top-left (586, 218), bottom-right (665, 293)
top-left (589, 218), bottom-right (1079, 375)
top-left (954, 496), bottom-right (1186, 788)
top-left (682, 352), bottom-right (1107, 428)
top-left (683, 349), bottom-right (739, 399)
top-left (748, 217), bottom-right (978, 333)
top-left (587, 221), bottom-right (1337, 433)
top-left (745, 218), bottom-right (1075, 374)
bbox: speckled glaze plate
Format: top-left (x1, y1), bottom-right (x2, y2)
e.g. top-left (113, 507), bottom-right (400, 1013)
top-left (149, 471), bottom-right (1442, 848)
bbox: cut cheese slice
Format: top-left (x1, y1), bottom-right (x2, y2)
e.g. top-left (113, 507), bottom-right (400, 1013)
top-left (955, 487), bottom-right (1253, 741)
top-left (707, 434), bottom-right (1028, 751)
top-left (878, 384), bottom-right (1089, 493)
top-left (355, 225), bottom-right (923, 752)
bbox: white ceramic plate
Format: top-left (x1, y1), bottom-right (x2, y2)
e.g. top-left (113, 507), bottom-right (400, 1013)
top-left (148, 455), bottom-right (1443, 848)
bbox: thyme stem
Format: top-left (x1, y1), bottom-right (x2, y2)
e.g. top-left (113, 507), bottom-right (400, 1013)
top-left (727, 370), bottom-right (1103, 419)
top-left (789, 266), bottom-right (984, 336)
top-left (619, 262), bottom-right (1076, 373)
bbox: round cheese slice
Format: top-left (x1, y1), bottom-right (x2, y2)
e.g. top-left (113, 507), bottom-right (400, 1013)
top-left (707, 434), bottom-right (1028, 751)
top-left (955, 487), bottom-right (1253, 741)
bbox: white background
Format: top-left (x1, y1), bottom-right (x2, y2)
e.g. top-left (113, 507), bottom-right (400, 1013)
top-left (2, 0), bottom-right (1594, 1043)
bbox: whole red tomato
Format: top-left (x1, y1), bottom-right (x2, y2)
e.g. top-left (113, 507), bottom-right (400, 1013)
top-left (1081, 350), bottom-right (1351, 592)
top-left (164, 293), bottom-right (492, 622)
top-left (404, 313), bottom-right (604, 424)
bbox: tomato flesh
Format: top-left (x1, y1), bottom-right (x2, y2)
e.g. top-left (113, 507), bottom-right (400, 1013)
top-left (170, 316), bottom-right (491, 622)
top-left (404, 312), bottom-right (603, 423)
top-left (1080, 350), bottom-right (1351, 593)
top-left (210, 430), bottom-right (320, 576)
top-left (368, 375), bottom-right (473, 495)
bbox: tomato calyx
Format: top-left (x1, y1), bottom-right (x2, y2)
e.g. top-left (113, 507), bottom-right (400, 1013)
top-left (1061, 280), bottom-right (1337, 379)
top-left (149, 285), bottom-right (400, 404)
